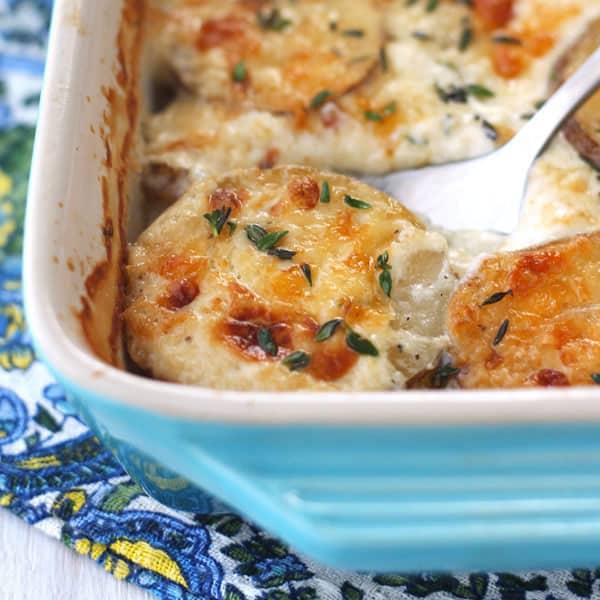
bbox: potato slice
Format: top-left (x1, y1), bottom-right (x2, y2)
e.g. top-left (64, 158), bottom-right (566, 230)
top-left (156, 0), bottom-right (383, 113)
top-left (554, 17), bottom-right (600, 168)
top-left (448, 231), bottom-right (600, 388)
top-left (124, 166), bottom-right (455, 391)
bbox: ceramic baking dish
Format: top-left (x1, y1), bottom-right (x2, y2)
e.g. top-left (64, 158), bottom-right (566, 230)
top-left (23, 0), bottom-right (600, 572)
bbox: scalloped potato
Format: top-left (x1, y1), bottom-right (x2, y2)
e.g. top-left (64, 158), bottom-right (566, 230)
top-left (132, 0), bottom-right (600, 390)
top-left (125, 166), bottom-right (455, 390)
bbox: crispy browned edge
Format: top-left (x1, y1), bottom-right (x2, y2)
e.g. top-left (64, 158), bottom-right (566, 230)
top-left (552, 20), bottom-right (600, 168)
top-left (79, 0), bottom-right (145, 367)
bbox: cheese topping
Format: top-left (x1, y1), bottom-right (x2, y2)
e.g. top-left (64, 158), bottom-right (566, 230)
top-left (125, 167), bottom-right (454, 390)
top-left (128, 0), bottom-right (600, 390)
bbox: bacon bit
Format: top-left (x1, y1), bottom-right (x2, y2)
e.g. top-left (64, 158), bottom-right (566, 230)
top-left (258, 148), bottom-right (280, 169)
top-left (474, 0), bottom-right (514, 29)
top-left (160, 279), bottom-right (199, 310)
top-left (196, 16), bottom-right (248, 51)
top-left (531, 368), bottom-right (570, 387)
top-left (320, 102), bottom-right (341, 128)
top-left (492, 43), bottom-right (527, 78)
top-left (288, 176), bottom-right (320, 210)
top-left (208, 187), bottom-right (248, 214)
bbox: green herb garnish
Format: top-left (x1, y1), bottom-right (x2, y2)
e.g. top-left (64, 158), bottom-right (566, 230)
top-left (493, 35), bottom-right (522, 45)
top-left (467, 84), bottom-right (495, 99)
top-left (426, 0), bottom-right (439, 12)
top-left (256, 230), bottom-right (289, 251)
top-left (268, 248), bottom-right (296, 260)
top-left (203, 207), bottom-right (232, 237)
top-left (315, 318), bottom-right (343, 342)
top-left (365, 110), bottom-right (383, 122)
top-left (227, 221), bottom-right (238, 234)
top-left (346, 329), bottom-right (379, 356)
top-left (301, 263), bottom-right (313, 286)
top-left (436, 84), bottom-right (468, 104)
top-left (344, 195), bottom-right (371, 209)
top-left (459, 24), bottom-right (473, 51)
top-left (282, 351), bottom-right (311, 371)
top-left (364, 102), bottom-right (396, 122)
top-left (246, 224), bottom-right (268, 245)
top-left (493, 319), bottom-right (509, 346)
top-left (376, 251), bottom-right (392, 297)
top-left (320, 180), bottom-right (331, 203)
top-left (592, 373), bottom-right (600, 384)
top-left (309, 89), bottom-right (332, 109)
top-left (412, 31), bottom-right (431, 41)
top-left (232, 60), bottom-right (247, 82)
top-left (342, 29), bottom-right (364, 37)
top-left (258, 328), bottom-right (278, 356)
top-left (482, 119), bottom-right (499, 141)
top-left (246, 225), bottom-right (295, 259)
top-left (258, 9), bottom-right (291, 31)
top-left (432, 363), bottom-right (461, 388)
top-left (481, 289), bottom-right (513, 306)
top-left (379, 47), bottom-right (388, 71)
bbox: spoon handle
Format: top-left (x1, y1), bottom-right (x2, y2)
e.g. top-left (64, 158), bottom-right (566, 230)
top-left (505, 45), bottom-right (600, 165)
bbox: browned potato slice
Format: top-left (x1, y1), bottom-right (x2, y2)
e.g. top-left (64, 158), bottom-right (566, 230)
top-left (448, 231), bottom-right (600, 389)
top-left (124, 166), bottom-right (455, 391)
top-left (554, 18), bottom-right (600, 168)
top-left (155, 0), bottom-right (383, 114)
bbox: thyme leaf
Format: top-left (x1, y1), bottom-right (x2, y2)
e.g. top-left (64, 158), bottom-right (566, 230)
top-left (257, 328), bottom-right (278, 356)
top-left (258, 9), bottom-right (291, 31)
top-left (493, 319), bottom-right (509, 346)
top-left (309, 89), bottom-right (332, 109)
top-left (320, 180), bottom-right (331, 203)
top-left (282, 351), bottom-right (311, 371)
top-left (256, 230), bottom-right (288, 251)
top-left (315, 318), bottom-right (343, 342)
top-left (232, 60), bottom-right (247, 82)
top-left (481, 289), bottom-right (513, 306)
top-left (346, 329), bottom-right (379, 356)
top-left (344, 195), bottom-right (371, 209)
top-left (203, 207), bottom-right (232, 237)
top-left (301, 263), bottom-right (313, 286)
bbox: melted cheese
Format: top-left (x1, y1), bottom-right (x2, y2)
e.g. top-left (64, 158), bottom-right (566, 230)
top-left (131, 0), bottom-right (600, 390)
top-left (125, 167), bottom-right (455, 390)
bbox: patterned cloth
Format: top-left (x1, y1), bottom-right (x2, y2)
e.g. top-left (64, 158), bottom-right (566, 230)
top-left (1, 1), bottom-right (600, 599)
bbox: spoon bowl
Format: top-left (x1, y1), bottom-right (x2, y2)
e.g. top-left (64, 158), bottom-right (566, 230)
top-left (363, 45), bottom-right (600, 234)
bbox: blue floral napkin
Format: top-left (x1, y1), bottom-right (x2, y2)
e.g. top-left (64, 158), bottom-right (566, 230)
top-left (0, 2), bottom-right (599, 599)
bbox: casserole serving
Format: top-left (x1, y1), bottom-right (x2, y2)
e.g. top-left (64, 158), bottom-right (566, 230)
top-left (23, 0), bottom-right (600, 571)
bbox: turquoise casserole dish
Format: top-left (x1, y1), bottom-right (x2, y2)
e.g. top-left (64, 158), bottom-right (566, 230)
top-left (23, 0), bottom-right (600, 573)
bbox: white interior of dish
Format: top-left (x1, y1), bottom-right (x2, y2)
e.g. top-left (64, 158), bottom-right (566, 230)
top-left (23, 0), bottom-right (600, 425)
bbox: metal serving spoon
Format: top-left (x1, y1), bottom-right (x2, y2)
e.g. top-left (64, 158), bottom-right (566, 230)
top-left (363, 46), bottom-right (600, 234)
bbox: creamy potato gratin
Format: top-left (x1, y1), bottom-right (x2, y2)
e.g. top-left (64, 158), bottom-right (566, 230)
top-left (124, 0), bottom-right (600, 391)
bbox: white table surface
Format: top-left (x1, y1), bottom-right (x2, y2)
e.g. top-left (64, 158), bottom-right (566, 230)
top-left (0, 509), bottom-right (151, 600)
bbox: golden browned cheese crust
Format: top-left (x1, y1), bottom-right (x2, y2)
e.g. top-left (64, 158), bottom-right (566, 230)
top-left (124, 166), bottom-right (455, 390)
top-left (148, 0), bottom-right (382, 114)
top-left (448, 232), bottom-right (600, 388)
